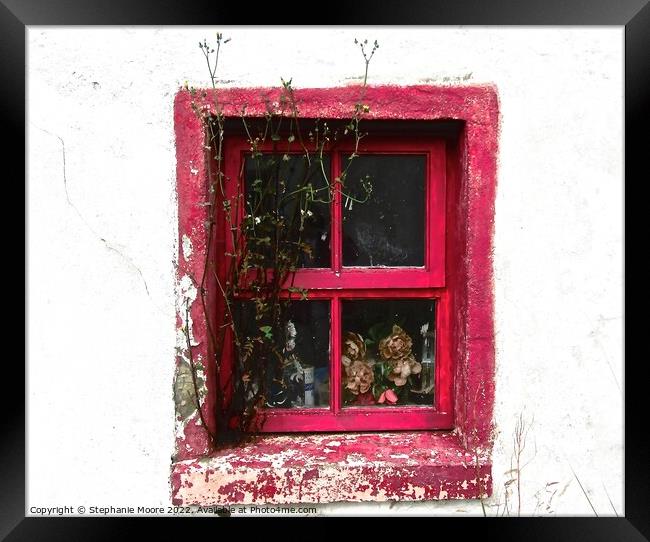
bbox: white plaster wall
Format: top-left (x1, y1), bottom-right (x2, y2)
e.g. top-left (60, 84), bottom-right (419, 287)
top-left (27, 27), bottom-right (623, 516)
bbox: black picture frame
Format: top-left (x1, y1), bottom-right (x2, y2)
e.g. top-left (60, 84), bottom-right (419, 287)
top-left (9, 0), bottom-right (644, 539)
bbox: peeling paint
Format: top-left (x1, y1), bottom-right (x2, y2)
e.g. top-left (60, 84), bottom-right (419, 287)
top-left (172, 432), bottom-right (492, 505)
top-left (174, 360), bottom-right (202, 420)
top-left (177, 274), bottom-right (197, 307)
top-left (176, 274), bottom-right (199, 347)
top-left (181, 234), bottom-right (193, 261)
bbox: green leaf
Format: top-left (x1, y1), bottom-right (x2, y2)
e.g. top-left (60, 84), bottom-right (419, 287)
top-left (372, 383), bottom-right (387, 400)
top-left (259, 326), bottom-right (273, 340)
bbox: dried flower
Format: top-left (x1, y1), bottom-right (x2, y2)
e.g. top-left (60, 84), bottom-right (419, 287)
top-left (387, 354), bottom-right (422, 387)
top-left (378, 325), bottom-right (413, 360)
top-left (284, 320), bottom-right (298, 352)
top-left (343, 331), bottom-right (366, 362)
top-left (344, 360), bottom-right (374, 395)
top-left (341, 355), bottom-right (352, 370)
top-left (286, 320), bottom-right (297, 338)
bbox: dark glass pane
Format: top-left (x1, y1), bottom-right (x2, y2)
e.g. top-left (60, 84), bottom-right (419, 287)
top-left (341, 299), bottom-right (435, 407)
top-left (245, 154), bottom-right (331, 268)
top-left (234, 300), bottom-right (330, 409)
top-left (342, 154), bottom-right (426, 267)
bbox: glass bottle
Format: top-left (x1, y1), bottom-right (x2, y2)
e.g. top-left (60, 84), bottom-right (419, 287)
top-left (420, 330), bottom-right (435, 393)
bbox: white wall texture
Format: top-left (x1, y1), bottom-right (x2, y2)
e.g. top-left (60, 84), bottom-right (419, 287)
top-left (27, 27), bottom-right (623, 516)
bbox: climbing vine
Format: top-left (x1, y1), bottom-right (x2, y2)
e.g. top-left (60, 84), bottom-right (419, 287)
top-left (181, 34), bottom-right (379, 448)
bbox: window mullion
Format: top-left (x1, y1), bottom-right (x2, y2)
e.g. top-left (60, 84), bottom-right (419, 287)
top-left (331, 295), bottom-right (341, 414)
top-left (331, 151), bottom-right (342, 274)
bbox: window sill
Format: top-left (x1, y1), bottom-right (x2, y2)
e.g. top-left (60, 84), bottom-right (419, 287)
top-left (171, 431), bottom-right (491, 505)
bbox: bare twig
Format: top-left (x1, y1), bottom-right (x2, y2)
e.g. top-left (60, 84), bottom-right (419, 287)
top-left (183, 299), bottom-right (215, 448)
top-left (184, 34), bottom-right (379, 446)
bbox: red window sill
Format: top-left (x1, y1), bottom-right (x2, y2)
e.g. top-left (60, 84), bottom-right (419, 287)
top-left (171, 431), bottom-right (491, 505)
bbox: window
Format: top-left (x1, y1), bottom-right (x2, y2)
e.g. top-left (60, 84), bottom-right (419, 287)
top-left (222, 132), bottom-right (453, 432)
top-left (172, 85), bottom-right (498, 505)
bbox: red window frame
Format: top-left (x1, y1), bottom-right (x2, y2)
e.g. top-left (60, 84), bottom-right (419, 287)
top-left (173, 85), bottom-right (499, 505)
top-left (220, 133), bottom-right (453, 432)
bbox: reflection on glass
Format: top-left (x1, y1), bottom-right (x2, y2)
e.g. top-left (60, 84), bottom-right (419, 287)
top-left (234, 300), bottom-right (330, 409)
top-left (245, 154), bottom-right (331, 268)
top-left (342, 154), bottom-right (426, 267)
top-left (341, 299), bottom-right (435, 407)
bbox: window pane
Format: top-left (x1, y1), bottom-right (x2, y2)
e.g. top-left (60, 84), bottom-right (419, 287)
top-left (342, 154), bottom-right (426, 267)
top-left (341, 299), bottom-right (435, 407)
top-left (244, 154), bottom-right (331, 268)
top-left (234, 299), bottom-right (330, 409)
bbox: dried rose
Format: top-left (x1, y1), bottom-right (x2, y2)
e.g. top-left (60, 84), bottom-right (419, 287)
top-left (387, 354), bottom-right (422, 387)
top-left (341, 355), bottom-right (353, 371)
top-left (343, 331), bottom-right (366, 362)
top-left (379, 325), bottom-right (413, 360)
top-left (344, 359), bottom-right (374, 395)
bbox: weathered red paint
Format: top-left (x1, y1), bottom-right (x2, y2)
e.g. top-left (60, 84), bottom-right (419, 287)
top-left (171, 432), bottom-right (491, 504)
top-left (173, 84), bottom-right (499, 503)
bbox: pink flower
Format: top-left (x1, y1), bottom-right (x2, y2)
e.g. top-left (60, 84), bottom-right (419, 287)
top-left (384, 389), bottom-right (398, 404)
top-left (378, 388), bottom-right (399, 404)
